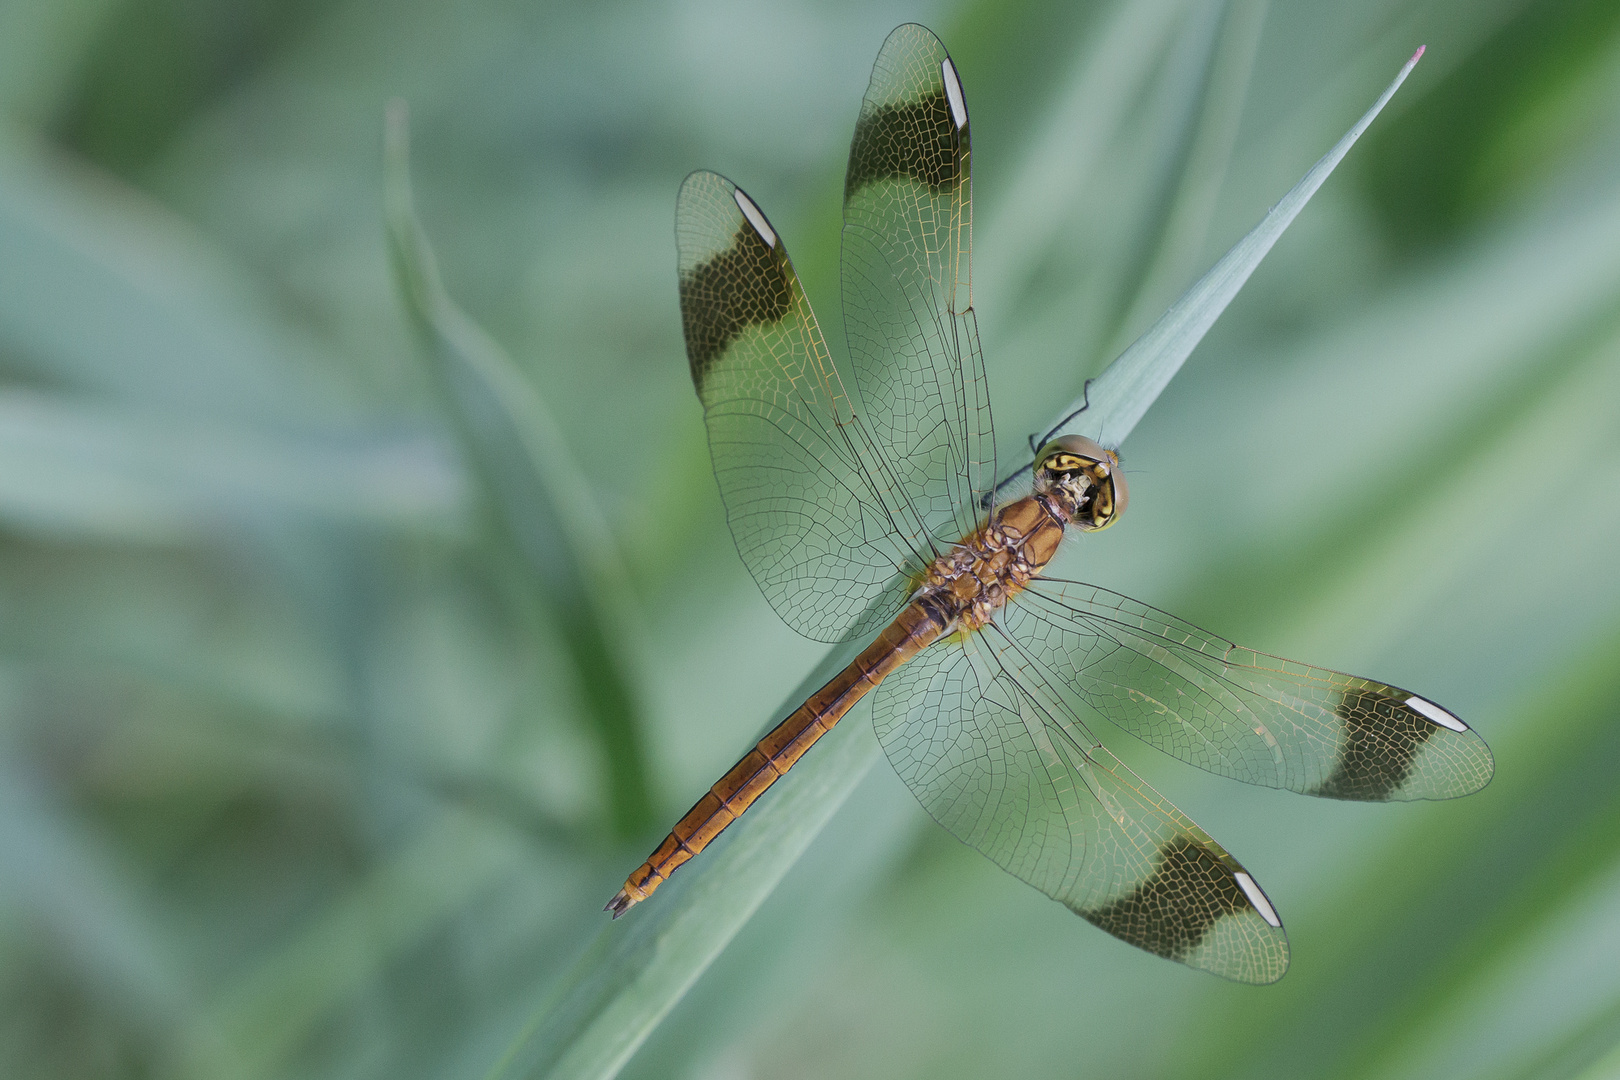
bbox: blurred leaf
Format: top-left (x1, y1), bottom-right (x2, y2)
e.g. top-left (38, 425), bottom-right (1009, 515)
top-left (1360, 0), bottom-right (1620, 252)
top-left (382, 104), bottom-right (652, 837)
top-left (0, 0), bottom-right (122, 126)
top-left (207, 808), bottom-right (520, 1080)
top-left (0, 745), bottom-right (240, 1079)
top-left (973, 0), bottom-right (1196, 325)
top-left (1041, 43), bottom-right (1424, 450)
top-left (1110, 0), bottom-right (1269, 351)
top-left (0, 389), bottom-right (460, 542)
top-left (0, 129), bottom-right (356, 419)
top-left (1496, 994), bottom-right (1620, 1080)
top-left (54, 0), bottom-right (331, 174)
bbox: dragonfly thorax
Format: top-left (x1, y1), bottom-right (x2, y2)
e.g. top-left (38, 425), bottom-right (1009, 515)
top-left (918, 437), bottom-right (1127, 634)
top-left (921, 496), bottom-right (1067, 633)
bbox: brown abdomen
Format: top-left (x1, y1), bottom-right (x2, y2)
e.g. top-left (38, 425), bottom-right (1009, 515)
top-left (606, 601), bottom-right (946, 915)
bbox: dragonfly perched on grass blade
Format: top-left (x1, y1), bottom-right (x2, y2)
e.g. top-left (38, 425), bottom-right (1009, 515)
top-left (608, 23), bottom-right (1494, 983)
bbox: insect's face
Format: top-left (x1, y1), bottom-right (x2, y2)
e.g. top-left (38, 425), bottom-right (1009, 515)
top-left (1034, 435), bottom-right (1128, 531)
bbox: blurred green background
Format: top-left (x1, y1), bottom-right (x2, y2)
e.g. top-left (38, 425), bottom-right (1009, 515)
top-left (3, 0), bottom-right (1620, 1077)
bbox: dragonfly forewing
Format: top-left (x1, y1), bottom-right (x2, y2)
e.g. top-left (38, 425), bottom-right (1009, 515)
top-left (1011, 579), bottom-right (1495, 801)
top-left (842, 23), bottom-right (996, 547)
top-left (676, 171), bottom-right (922, 642)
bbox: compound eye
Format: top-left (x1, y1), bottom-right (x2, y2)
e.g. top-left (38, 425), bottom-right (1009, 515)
top-left (1092, 483), bottom-right (1113, 520)
top-left (1036, 434), bottom-right (1110, 472)
top-left (1085, 483), bottom-right (1119, 530)
top-left (1090, 461), bottom-right (1128, 529)
top-left (1035, 435), bottom-right (1128, 530)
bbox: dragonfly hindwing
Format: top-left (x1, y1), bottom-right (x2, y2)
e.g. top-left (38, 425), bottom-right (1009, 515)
top-left (1081, 834), bottom-right (1280, 976)
top-left (873, 634), bottom-right (1290, 983)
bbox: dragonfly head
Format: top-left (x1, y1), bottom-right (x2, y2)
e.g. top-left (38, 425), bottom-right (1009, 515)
top-left (1034, 435), bottom-right (1128, 531)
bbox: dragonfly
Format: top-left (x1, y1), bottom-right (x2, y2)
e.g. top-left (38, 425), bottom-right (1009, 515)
top-left (607, 24), bottom-right (1494, 982)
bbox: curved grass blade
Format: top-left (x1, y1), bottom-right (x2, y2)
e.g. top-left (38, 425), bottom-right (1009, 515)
top-left (1108, 0), bottom-right (1270, 355)
top-left (1036, 45), bottom-right (1425, 452)
top-left (383, 102), bottom-right (652, 837)
top-left (491, 36), bottom-right (1426, 1080)
top-left (972, 0), bottom-right (1194, 322)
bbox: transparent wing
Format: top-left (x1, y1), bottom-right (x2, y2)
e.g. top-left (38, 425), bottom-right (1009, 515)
top-left (874, 634), bottom-right (1289, 983)
top-left (677, 171), bottom-right (929, 642)
top-left (1009, 579), bottom-right (1496, 801)
top-left (842, 23), bottom-right (996, 544)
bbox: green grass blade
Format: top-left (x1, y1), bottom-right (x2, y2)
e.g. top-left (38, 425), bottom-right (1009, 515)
top-left (973, 0), bottom-right (1194, 325)
top-left (382, 103), bottom-right (653, 837)
top-left (1108, 0), bottom-right (1270, 354)
top-left (1044, 44), bottom-right (1425, 448)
